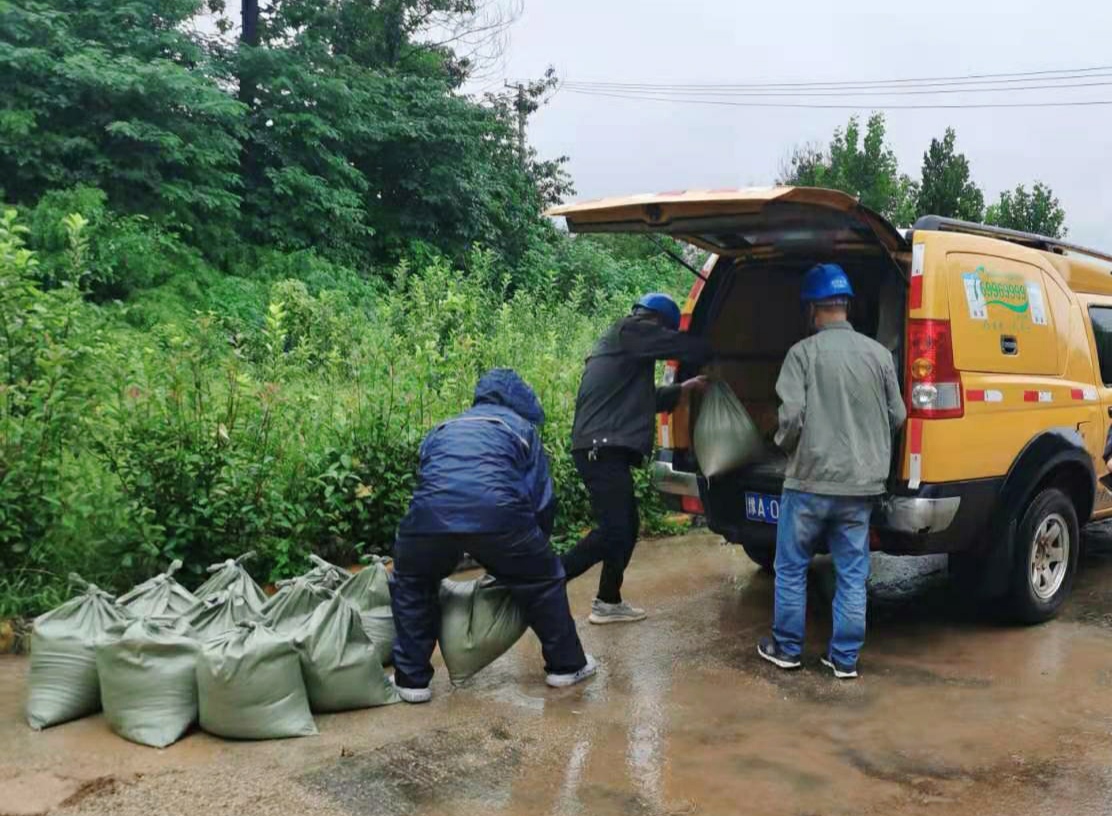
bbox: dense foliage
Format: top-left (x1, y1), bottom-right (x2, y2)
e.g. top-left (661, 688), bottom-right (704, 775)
top-left (0, 208), bottom-right (690, 617)
top-left (780, 115), bottom-right (1068, 235)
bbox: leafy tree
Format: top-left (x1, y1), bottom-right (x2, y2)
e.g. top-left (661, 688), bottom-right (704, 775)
top-left (0, 0), bottom-right (245, 235)
top-left (916, 127), bottom-right (984, 222)
top-left (984, 182), bottom-right (1067, 238)
top-left (779, 114), bottom-right (918, 225)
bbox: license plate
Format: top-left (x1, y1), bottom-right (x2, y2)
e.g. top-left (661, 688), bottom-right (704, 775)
top-left (745, 492), bottom-right (781, 524)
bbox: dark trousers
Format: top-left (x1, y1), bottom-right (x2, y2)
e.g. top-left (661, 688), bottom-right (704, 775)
top-left (560, 447), bottom-right (640, 604)
top-left (391, 528), bottom-right (587, 689)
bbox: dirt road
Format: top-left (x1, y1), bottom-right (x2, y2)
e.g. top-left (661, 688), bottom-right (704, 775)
top-left (2, 530), bottom-right (1112, 816)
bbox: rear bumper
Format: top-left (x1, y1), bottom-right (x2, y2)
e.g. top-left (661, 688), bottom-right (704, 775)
top-left (653, 452), bottom-right (998, 555)
top-left (651, 458), bottom-right (699, 497)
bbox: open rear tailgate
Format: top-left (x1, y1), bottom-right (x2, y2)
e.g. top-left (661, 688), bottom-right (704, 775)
top-left (547, 186), bottom-right (907, 262)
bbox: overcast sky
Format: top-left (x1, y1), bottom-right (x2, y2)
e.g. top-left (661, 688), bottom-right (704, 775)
top-left (487, 0), bottom-right (1112, 246)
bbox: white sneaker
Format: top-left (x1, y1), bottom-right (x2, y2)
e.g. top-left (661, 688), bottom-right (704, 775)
top-left (588, 599), bottom-right (647, 625)
top-left (391, 677), bottom-right (432, 704)
top-left (546, 654), bottom-right (599, 688)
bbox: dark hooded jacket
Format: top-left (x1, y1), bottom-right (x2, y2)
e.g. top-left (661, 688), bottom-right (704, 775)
top-left (397, 369), bottom-right (556, 537)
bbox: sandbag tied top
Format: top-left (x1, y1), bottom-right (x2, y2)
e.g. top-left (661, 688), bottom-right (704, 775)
top-left (294, 594), bottom-right (399, 712)
top-left (358, 605), bottom-right (396, 667)
top-left (438, 574), bottom-right (527, 686)
top-left (262, 577), bottom-right (334, 635)
top-left (693, 379), bottom-right (765, 478)
top-left (302, 554), bottom-right (349, 591)
top-left (95, 616), bottom-right (199, 748)
top-left (117, 560), bottom-right (199, 618)
top-left (196, 621), bottom-right (317, 740)
top-left (338, 556), bottom-right (392, 612)
top-left (187, 591), bottom-right (259, 640)
top-left (193, 551), bottom-right (267, 611)
top-left (26, 573), bottom-right (132, 730)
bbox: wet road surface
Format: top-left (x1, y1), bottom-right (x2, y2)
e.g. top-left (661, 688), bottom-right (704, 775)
top-left (2, 529), bottom-right (1112, 816)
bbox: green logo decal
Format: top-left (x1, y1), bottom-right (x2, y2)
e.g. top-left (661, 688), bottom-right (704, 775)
top-left (966, 266), bottom-right (1030, 314)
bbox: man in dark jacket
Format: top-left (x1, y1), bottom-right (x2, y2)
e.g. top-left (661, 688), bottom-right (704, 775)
top-left (561, 293), bottom-right (713, 624)
top-left (391, 368), bottom-right (595, 703)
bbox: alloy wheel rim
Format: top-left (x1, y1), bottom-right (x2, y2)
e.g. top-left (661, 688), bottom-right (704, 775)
top-left (1029, 512), bottom-right (1069, 601)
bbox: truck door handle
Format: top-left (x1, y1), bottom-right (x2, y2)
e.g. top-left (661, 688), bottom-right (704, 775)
top-left (1000, 335), bottom-right (1018, 355)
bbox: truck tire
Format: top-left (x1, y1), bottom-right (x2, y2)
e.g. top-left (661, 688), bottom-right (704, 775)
top-left (1006, 487), bottom-right (1079, 624)
top-left (742, 542), bottom-right (776, 572)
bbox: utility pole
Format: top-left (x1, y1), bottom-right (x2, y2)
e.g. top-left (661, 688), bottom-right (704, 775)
top-left (239, 0), bottom-right (260, 107)
top-left (504, 81), bottom-right (526, 167)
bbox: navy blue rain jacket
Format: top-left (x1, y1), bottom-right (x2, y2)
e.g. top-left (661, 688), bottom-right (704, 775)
top-left (397, 369), bottom-right (556, 537)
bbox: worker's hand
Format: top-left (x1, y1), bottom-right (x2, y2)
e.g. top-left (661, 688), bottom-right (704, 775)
top-left (681, 375), bottom-right (710, 393)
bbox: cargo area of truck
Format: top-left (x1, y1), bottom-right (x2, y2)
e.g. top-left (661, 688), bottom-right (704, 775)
top-left (675, 251), bottom-right (907, 546)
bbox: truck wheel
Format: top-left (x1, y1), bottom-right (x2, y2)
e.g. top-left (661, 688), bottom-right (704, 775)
top-left (1006, 487), bottom-right (1079, 624)
top-left (742, 542), bottom-right (776, 572)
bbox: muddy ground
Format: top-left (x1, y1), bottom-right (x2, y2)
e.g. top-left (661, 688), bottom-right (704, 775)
top-left (2, 529), bottom-right (1112, 816)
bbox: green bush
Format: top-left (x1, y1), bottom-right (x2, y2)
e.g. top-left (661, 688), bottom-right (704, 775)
top-left (1, 208), bottom-right (693, 617)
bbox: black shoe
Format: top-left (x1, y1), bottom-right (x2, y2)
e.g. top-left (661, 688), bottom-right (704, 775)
top-left (757, 637), bottom-right (802, 670)
top-left (820, 654), bottom-right (859, 679)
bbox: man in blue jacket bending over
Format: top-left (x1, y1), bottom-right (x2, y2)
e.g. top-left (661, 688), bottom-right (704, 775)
top-left (391, 368), bottom-right (596, 703)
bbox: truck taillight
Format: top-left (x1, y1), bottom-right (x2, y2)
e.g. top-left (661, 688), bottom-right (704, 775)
top-left (907, 319), bottom-right (963, 419)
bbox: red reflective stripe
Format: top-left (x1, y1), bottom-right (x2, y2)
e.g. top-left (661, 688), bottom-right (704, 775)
top-left (679, 313), bottom-right (692, 331)
top-left (1071, 388), bottom-right (1085, 400)
top-left (967, 389), bottom-right (986, 402)
top-left (1024, 391), bottom-right (1037, 402)
top-left (909, 419), bottom-right (923, 454)
top-left (909, 274), bottom-right (923, 310)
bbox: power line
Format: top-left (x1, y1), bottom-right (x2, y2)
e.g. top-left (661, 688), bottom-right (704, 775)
top-left (561, 79), bottom-right (1112, 98)
top-left (541, 63), bottom-right (1112, 92)
top-left (564, 88), bottom-right (1112, 111)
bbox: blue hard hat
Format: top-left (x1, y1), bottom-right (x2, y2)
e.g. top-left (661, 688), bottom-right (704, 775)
top-left (800, 263), bottom-right (855, 303)
top-left (635, 293), bottom-right (681, 330)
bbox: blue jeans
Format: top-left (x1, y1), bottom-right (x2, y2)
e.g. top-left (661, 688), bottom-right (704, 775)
top-left (772, 489), bottom-right (873, 666)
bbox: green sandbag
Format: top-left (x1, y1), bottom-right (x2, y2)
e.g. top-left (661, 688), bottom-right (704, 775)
top-left (117, 560), bottom-right (198, 618)
top-left (26, 574), bottom-right (132, 730)
top-left (338, 556), bottom-right (392, 611)
top-left (303, 554), bottom-right (349, 591)
top-left (439, 575), bottom-right (527, 685)
top-left (96, 617), bottom-right (199, 748)
top-left (693, 379), bottom-right (765, 478)
top-left (187, 591), bottom-right (258, 640)
top-left (196, 621), bottom-right (317, 740)
top-left (295, 595), bottom-right (399, 712)
top-left (193, 551), bottom-right (267, 611)
top-left (262, 577), bottom-right (333, 635)
top-left (359, 605), bottom-right (396, 666)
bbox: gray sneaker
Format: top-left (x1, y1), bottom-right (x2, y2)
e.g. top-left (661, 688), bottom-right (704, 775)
top-left (588, 599), bottom-right (647, 625)
top-left (390, 677), bottom-right (432, 704)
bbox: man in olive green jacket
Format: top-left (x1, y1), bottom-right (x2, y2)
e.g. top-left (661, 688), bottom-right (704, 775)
top-left (758, 263), bottom-right (906, 679)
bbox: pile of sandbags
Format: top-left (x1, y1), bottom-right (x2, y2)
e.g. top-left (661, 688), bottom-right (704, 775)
top-left (25, 551), bottom-right (536, 745)
top-left (26, 575), bottom-right (132, 730)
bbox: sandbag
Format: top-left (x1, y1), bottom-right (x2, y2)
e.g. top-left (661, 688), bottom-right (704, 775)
top-left (117, 560), bottom-right (198, 618)
top-left (196, 621), bottom-right (317, 740)
top-left (187, 591), bottom-right (258, 640)
top-left (439, 575), bottom-right (527, 685)
top-left (693, 379), bottom-right (764, 478)
top-left (262, 577), bottom-right (333, 635)
top-left (26, 574), bottom-right (131, 730)
top-left (294, 595), bottom-right (399, 712)
top-left (96, 617), bottom-right (198, 748)
top-left (338, 556), bottom-right (392, 611)
top-left (302, 554), bottom-right (349, 591)
top-left (193, 551), bottom-right (267, 611)
top-left (359, 605), bottom-right (396, 666)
